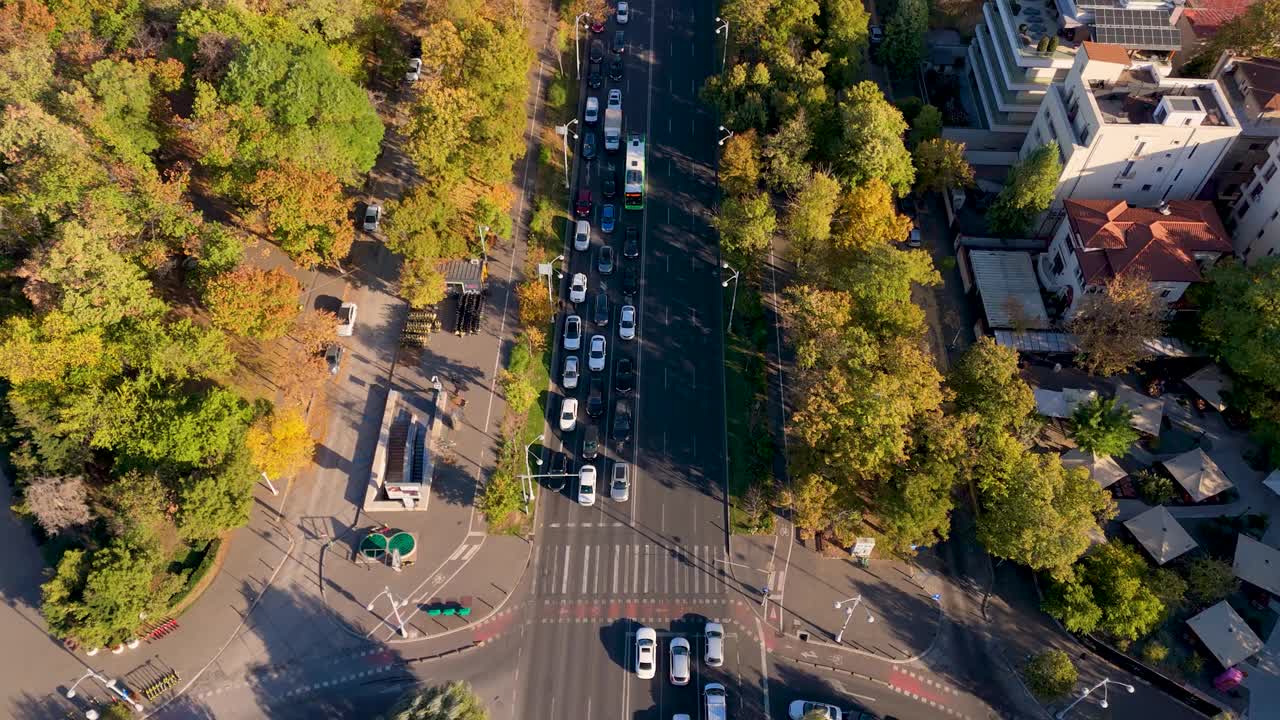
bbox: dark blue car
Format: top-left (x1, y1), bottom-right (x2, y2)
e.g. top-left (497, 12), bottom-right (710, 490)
top-left (601, 203), bottom-right (616, 233)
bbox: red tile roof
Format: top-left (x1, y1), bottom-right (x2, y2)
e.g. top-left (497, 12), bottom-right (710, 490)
top-left (1183, 0), bottom-right (1256, 38)
top-left (1064, 199), bottom-right (1233, 284)
top-left (1082, 42), bottom-right (1132, 66)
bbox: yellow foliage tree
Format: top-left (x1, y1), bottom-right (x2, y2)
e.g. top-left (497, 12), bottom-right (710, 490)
top-left (246, 407), bottom-right (316, 480)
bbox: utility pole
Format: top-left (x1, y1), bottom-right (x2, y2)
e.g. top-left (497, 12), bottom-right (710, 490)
top-left (367, 586), bottom-right (416, 638)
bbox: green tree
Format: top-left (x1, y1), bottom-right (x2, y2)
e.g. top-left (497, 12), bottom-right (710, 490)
top-left (246, 162), bottom-right (354, 267)
top-left (878, 0), bottom-right (927, 79)
top-left (907, 104), bottom-right (942, 147)
top-left (1044, 542), bottom-right (1165, 642)
top-left (714, 191), bottom-right (776, 267)
top-left (1135, 469), bottom-right (1177, 505)
top-left (988, 142), bottom-right (1060, 236)
top-left (829, 82), bottom-right (914, 195)
top-left (1185, 556), bottom-right (1240, 608)
top-left (761, 111), bottom-right (812, 192)
top-left (949, 336), bottom-right (1038, 444)
top-left (76, 58), bottom-right (183, 168)
top-left (399, 259), bottom-right (448, 309)
top-left (25, 223), bottom-right (167, 327)
top-left (0, 0), bottom-right (57, 105)
top-left (914, 138), bottom-right (974, 193)
top-left (203, 266), bottom-right (302, 340)
top-left (877, 409), bottom-right (975, 552)
top-left (822, 0), bottom-right (870, 84)
top-left (784, 170), bottom-right (842, 267)
top-left (720, 129), bottom-right (761, 196)
top-left (177, 445), bottom-right (258, 540)
top-left (1024, 649), bottom-right (1077, 700)
top-left (790, 473), bottom-right (838, 539)
top-left (1069, 396), bottom-right (1138, 457)
top-left (382, 681), bottom-right (487, 720)
top-left (1070, 271), bottom-right (1165, 377)
top-left (1208, 0), bottom-right (1280, 57)
top-left (1198, 257), bottom-right (1280, 386)
top-left (830, 178), bottom-right (913, 255)
top-left (1042, 565), bottom-right (1104, 634)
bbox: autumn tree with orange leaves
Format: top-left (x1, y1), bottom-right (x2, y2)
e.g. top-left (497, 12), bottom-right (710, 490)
top-left (246, 163), bottom-right (353, 268)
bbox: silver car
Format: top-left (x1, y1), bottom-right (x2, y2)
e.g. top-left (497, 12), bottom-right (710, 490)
top-left (588, 334), bottom-right (606, 372)
top-left (610, 462), bottom-right (630, 501)
top-left (336, 302), bottom-right (357, 337)
top-left (562, 355), bottom-right (580, 389)
top-left (563, 315), bottom-right (582, 351)
top-left (669, 636), bottom-right (691, 685)
top-left (704, 622), bottom-right (724, 667)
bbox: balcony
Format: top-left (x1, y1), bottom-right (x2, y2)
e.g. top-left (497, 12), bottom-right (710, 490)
top-left (977, 19), bottom-right (1055, 90)
top-left (994, 0), bottom-right (1079, 62)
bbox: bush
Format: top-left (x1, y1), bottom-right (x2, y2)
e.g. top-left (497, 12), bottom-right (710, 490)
top-left (1037, 36), bottom-right (1049, 52)
top-left (1136, 469), bottom-right (1177, 505)
top-left (1141, 641), bottom-right (1169, 665)
top-left (1024, 649), bottom-right (1077, 699)
top-left (1184, 557), bottom-right (1239, 608)
top-left (547, 76), bottom-right (568, 108)
top-left (1182, 652), bottom-right (1205, 676)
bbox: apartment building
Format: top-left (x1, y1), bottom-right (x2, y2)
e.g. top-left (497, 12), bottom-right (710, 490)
top-left (1228, 138), bottom-right (1280, 262)
top-left (1019, 45), bottom-right (1240, 218)
top-left (1202, 55), bottom-right (1280, 213)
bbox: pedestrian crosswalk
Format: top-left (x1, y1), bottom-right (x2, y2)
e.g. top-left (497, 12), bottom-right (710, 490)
top-left (535, 543), bottom-right (726, 598)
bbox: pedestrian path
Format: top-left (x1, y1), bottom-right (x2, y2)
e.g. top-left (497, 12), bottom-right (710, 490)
top-left (534, 542), bottom-right (727, 598)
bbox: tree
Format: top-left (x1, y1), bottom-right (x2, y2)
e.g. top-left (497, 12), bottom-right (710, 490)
top-left (714, 191), bottom-right (776, 267)
top-left (785, 170), bottom-right (842, 268)
top-left (1069, 396), bottom-right (1138, 457)
top-left (517, 279), bottom-right (556, 329)
top-left (1198, 257), bottom-right (1280, 386)
top-left (913, 139), bottom-right (974, 193)
top-left (246, 163), bottom-right (353, 267)
top-left (1185, 556), bottom-right (1240, 608)
top-left (381, 185), bottom-right (467, 263)
top-left (177, 446), bottom-right (258, 540)
top-left (877, 410), bottom-right (975, 552)
top-left (1136, 469), bottom-right (1178, 506)
top-left (907, 104), bottom-right (942, 147)
top-left (1069, 271), bottom-right (1165, 376)
top-left (1044, 542), bottom-right (1165, 642)
top-left (829, 82), bottom-right (914, 196)
top-left (289, 309), bottom-right (338, 354)
top-left (830, 179), bottom-right (912, 255)
top-left (719, 129), bottom-right (761, 197)
top-left (246, 407), bottom-right (316, 480)
top-left (23, 475), bottom-right (92, 534)
top-left (988, 142), bottom-right (1060, 236)
top-left (879, 0), bottom-right (927, 79)
top-left (1208, 0), bottom-right (1280, 58)
top-left (949, 337), bottom-right (1038, 444)
top-left (822, 0), bottom-right (871, 84)
top-left (977, 446), bottom-right (1115, 580)
top-left (203, 266), bottom-right (302, 340)
top-left (382, 681), bottom-right (487, 720)
top-left (399, 259), bottom-right (447, 309)
top-left (790, 473), bottom-right (838, 539)
top-left (1024, 649), bottom-right (1077, 700)
top-left (23, 223), bottom-right (167, 327)
top-left (761, 111), bottom-right (812, 193)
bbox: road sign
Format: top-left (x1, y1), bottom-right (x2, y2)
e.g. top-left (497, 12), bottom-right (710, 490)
top-left (851, 537), bottom-right (876, 558)
top-left (537, 263), bottom-right (553, 277)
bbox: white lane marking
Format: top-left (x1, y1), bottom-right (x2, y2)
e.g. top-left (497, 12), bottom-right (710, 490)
top-left (613, 545), bottom-right (621, 595)
top-left (581, 545), bottom-right (591, 594)
top-left (448, 544), bottom-right (469, 561)
top-left (561, 545), bottom-right (572, 595)
top-left (644, 546), bottom-right (650, 594)
top-left (633, 544), bottom-right (640, 593)
top-left (661, 547), bottom-right (669, 594)
top-left (462, 544), bottom-right (482, 562)
top-left (757, 616), bottom-right (771, 713)
top-left (594, 544), bottom-right (602, 594)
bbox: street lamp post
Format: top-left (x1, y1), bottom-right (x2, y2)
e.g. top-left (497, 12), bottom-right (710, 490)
top-left (478, 224), bottom-right (489, 259)
top-left (523, 434), bottom-right (544, 512)
top-left (1055, 678), bottom-right (1135, 719)
top-left (574, 12), bottom-right (590, 77)
top-left (717, 125), bottom-right (734, 146)
top-left (67, 669), bottom-right (144, 716)
top-left (721, 261), bottom-right (740, 332)
top-left (367, 586), bottom-right (416, 639)
top-left (557, 119), bottom-right (579, 188)
top-left (833, 595), bottom-right (874, 644)
top-left (714, 17), bottom-right (729, 70)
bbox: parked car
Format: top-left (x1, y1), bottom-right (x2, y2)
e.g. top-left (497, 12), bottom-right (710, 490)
top-left (618, 304), bottom-right (636, 340)
top-left (590, 39), bottom-right (605, 63)
top-left (582, 131), bottom-right (598, 160)
top-left (559, 397), bottom-right (578, 432)
top-left (563, 314), bottom-right (582, 350)
top-left (363, 203), bottom-right (382, 232)
top-left (585, 95), bottom-right (600, 124)
top-left (601, 203), bottom-right (616, 233)
top-left (612, 398), bottom-right (632, 442)
top-left (789, 701), bottom-right (842, 720)
top-left (611, 462), bottom-right (630, 501)
top-left (608, 56), bottom-right (623, 82)
top-left (602, 168), bottom-right (617, 198)
top-left (607, 88), bottom-right (622, 109)
top-left (569, 272), bottom-right (588, 304)
top-left (621, 264), bottom-right (638, 295)
top-left (635, 627), bottom-right (657, 679)
top-left (669, 636), bottom-right (691, 685)
top-left (325, 344), bottom-right (343, 375)
top-left (906, 226), bottom-right (922, 247)
top-left (575, 189), bottom-right (593, 217)
top-left (593, 292), bottom-right (610, 326)
top-left (869, 24), bottom-right (884, 45)
top-left (612, 30), bottom-right (625, 53)
top-left (588, 62), bottom-right (603, 88)
top-left (562, 355), bottom-right (580, 389)
top-left (575, 220), bottom-right (591, 251)
top-left (623, 226), bottom-right (639, 258)
top-left (614, 357), bottom-right (634, 394)
top-left (578, 464), bottom-right (597, 506)
top-left (616, 1), bottom-right (629, 24)
top-left (587, 377), bottom-right (605, 417)
top-left (704, 622), bottom-right (724, 666)
top-left (598, 244), bottom-right (615, 274)
top-left (406, 57), bottom-right (422, 83)
top-left (582, 425), bottom-right (600, 460)
top-left (588, 334), bottom-right (607, 371)
top-left (336, 302), bottom-right (357, 337)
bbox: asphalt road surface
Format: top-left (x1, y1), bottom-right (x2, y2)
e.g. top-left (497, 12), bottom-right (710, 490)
top-left (518, 0), bottom-right (735, 718)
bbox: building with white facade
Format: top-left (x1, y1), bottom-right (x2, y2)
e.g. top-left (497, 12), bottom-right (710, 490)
top-left (967, 0), bottom-right (1183, 136)
top-left (1227, 138), bottom-right (1280, 262)
top-left (1018, 44), bottom-right (1240, 229)
top-left (1037, 198), bottom-right (1233, 317)
top-left (1203, 55), bottom-right (1280, 216)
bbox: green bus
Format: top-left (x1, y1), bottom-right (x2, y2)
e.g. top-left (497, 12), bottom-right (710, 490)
top-left (623, 133), bottom-right (646, 210)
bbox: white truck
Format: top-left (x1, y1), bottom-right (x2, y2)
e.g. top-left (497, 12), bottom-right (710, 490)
top-left (604, 107), bottom-right (623, 152)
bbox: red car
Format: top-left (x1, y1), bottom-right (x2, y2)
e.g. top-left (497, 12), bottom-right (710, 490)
top-left (589, 16), bottom-right (605, 32)
top-left (575, 189), bottom-right (593, 218)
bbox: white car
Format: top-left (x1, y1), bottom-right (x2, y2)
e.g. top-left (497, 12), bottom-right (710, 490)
top-left (362, 204), bottom-right (381, 232)
top-left (616, 0), bottom-right (629, 23)
top-left (578, 464), bottom-right (597, 506)
top-left (406, 57), bottom-right (422, 82)
top-left (704, 622), bottom-right (724, 667)
top-left (559, 397), bottom-right (578, 432)
top-left (562, 355), bottom-right (580, 389)
top-left (610, 462), bottom-right (630, 501)
top-left (789, 701), bottom-right (842, 720)
top-left (618, 304), bottom-right (636, 340)
top-left (635, 626), bottom-right (657, 679)
top-left (585, 95), bottom-right (600, 124)
top-left (569, 272), bottom-right (588, 304)
top-left (563, 315), bottom-right (582, 350)
top-left (336, 302), bottom-right (357, 337)
top-left (588, 334), bottom-right (606, 371)
top-left (575, 220), bottom-right (591, 251)
top-left (669, 636), bottom-right (691, 685)
top-left (607, 88), bottom-right (622, 109)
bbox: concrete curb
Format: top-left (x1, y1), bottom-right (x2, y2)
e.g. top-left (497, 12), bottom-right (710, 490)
top-left (777, 597), bottom-right (947, 666)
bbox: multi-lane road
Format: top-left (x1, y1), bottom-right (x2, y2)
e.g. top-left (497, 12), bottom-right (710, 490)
top-left (518, 0), bottom-right (736, 717)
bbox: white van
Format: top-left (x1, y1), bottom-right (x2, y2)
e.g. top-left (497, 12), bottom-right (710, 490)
top-left (585, 96), bottom-right (600, 124)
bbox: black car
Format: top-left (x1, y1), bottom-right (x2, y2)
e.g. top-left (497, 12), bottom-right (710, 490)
top-left (587, 378), bottom-right (606, 418)
top-left (612, 30), bottom-right (625, 53)
top-left (582, 131), bottom-right (598, 160)
top-left (593, 292), bottom-right (610, 326)
top-left (623, 226), bottom-right (639, 258)
top-left (614, 357), bottom-right (635, 394)
top-left (588, 62), bottom-right (603, 88)
top-left (582, 425), bottom-right (599, 459)
top-left (590, 38), bottom-right (605, 63)
top-left (602, 164), bottom-right (617, 198)
top-left (621, 264), bottom-right (638, 295)
top-left (598, 245), bottom-right (615, 275)
top-left (608, 56), bottom-right (623, 82)
top-left (612, 399), bottom-right (632, 443)
top-left (549, 452), bottom-right (569, 491)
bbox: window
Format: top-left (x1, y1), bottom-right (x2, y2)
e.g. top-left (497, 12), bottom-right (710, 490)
top-left (1252, 182), bottom-right (1265, 199)
top-left (1113, 183), bottom-right (1124, 189)
top-left (1122, 161), bottom-right (1136, 177)
top-left (1260, 228), bottom-right (1268, 239)
top-left (1080, 127), bottom-right (1090, 145)
top-left (1160, 288), bottom-right (1173, 298)
top-left (1269, 248), bottom-right (1276, 256)
top-left (1234, 162), bottom-right (1245, 171)
top-left (1184, 118), bottom-right (1193, 126)
top-left (1271, 210), bottom-right (1279, 221)
top-left (1251, 142), bottom-right (1267, 151)
top-left (1238, 200), bottom-right (1252, 217)
top-left (1052, 252), bottom-right (1065, 275)
top-left (1245, 246), bottom-right (1253, 256)
top-left (1133, 141), bottom-right (1147, 157)
top-left (1156, 166), bottom-right (1164, 173)
top-left (1188, 144), bottom-right (1197, 159)
top-left (1265, 164), bottom-right (1278, 182)
top-left (1143, 184), bottom-right (1153, 191)
top-left (1173, 168), bottom-right (1183, 183)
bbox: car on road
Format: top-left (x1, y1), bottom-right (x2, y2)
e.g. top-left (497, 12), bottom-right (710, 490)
top-left (789, 701), bottom-right (842, 720)
top-left (588, 334), bottom-right (607, 371)
top-left (588, 62), bottom-right (603, 88)
top-left (612, 398), bottom-right (632, 443)
top-left (587, 377), bottom-right (605, 418)
top-left (869, 24), bottom-right (884, 45)
top-left (608, 56), bottom-right (623, 82)
top-left (578, 464), bottom-right (597, 506)
top-left (608, 88), bottom-right (622, 109)
top-left (601, 203), bottom-right (616, 233)
top-left (582, 425), bottom-right (599, 459)
top-left (590, 38), bottom-right (605, 63)
top-left (705, 683), bottom-right (728, 720)
top-left (610, 462), bottom-right (630, 501)
top-left (602, 165), bottom-right (617, 197)
top-left (562, 354), bottom-right (580, 389)
top-left (406, 57), bottom-right (422, 83)
top-left (363, 204), bottom-right (382, 232)
top-left (563, 314), bottom-right (582, 350)
top-left (569, 272), bottom-right (588, 304)
top-left (575, 220), bottom-right (591, 251)
top-left (336, 302), bottom-right (357, 336)
top-left (669, 636), bottom-right (691, 685)
top-left (612, 30), bottom-right (625, 53)
top-left (704, 622), bottom-right (724, 666)
top-left (906, 226), bottom-right (922, 248)
top-left (548, 452), bottom-right (568, 491)
top-left (616, 0), bottom-right (629, 23)
top-left (575, 189), bottom-right (592, 217)
top-left (618, 304), bottom-right (636, 340)
top-left (598, 244), bottom-right (615, 274)
top-left (621, 264), bottom-right (638, 295)
top-left (635, 626), bottom-right (657, 679)
top-left (585, 95), bottom-right (599, 124)
top-left (614, 357), bottom-right (634, 394)
top-left (593, 292), bottom-right (610, 326)
top-left (582, 131), bottom-right (598, 160)
top-left (324, 344), bottom-right (343, 375)
top-left (623, 226), bottom-right (639, 258)
top-left (559, 397), bottom-right (578, 432)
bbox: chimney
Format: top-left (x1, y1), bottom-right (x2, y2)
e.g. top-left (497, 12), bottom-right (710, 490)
top-left (1157, 201), bottom-right (1172, 215)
